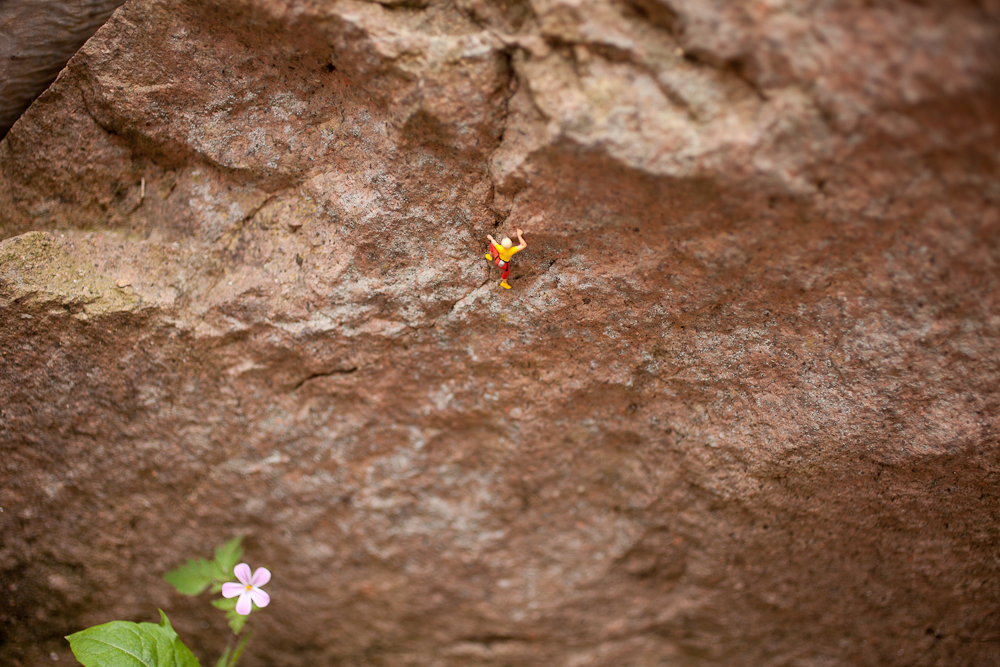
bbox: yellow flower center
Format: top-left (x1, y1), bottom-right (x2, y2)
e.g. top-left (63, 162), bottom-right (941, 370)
top-left (246, 584), bottom-right (252, 590)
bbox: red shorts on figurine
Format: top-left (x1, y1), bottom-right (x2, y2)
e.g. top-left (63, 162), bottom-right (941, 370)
top-left (490, 244), bottom-right (511, 281)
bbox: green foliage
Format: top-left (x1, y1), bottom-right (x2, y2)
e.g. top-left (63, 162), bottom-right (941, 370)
top-left (69, 538), bottom-right (256, 667)
top-left (213, 538), bottom-right (243, 580)
top-left (164, 537), bottom-right (243, 596)
top-left (211, 598), bottom-right (248, 635)
top-left (163, 537), bottom-right (252, 636)
top-left (162, 559), bottom-right (217, 596)
top-left (66, 610), bottom-right (201, 667)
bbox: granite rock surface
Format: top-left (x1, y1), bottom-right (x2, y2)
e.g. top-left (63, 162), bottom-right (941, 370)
top-left (2, 1), bottom-right (999, 666)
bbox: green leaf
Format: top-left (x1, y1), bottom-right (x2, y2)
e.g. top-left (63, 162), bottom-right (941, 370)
top-left (165, 537), bottom-right (243, 596)
top-left (66, 610), bottom-right (201, 667)
top-left (163, 558), bottom-right (216, 596)
top-left (211, 598), bottom-right (248, 635)
top-left (156, 610), bottom-right (179, 640)
top-left (213, 537), bottom-right (243, 577)
top-left (213, 647), bottom-right (231, 667)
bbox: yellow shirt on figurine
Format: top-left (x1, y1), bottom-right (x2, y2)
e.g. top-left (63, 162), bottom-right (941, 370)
top-left (484, 229), bottom-right (528, 289)
top-left (493, 244), bottom-right (520, 263)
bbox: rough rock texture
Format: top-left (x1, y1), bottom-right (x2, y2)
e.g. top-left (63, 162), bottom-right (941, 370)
top-left (2, 1), bottom-right (1000, 666)
top-left (0, 0), bottom-right (128, 138)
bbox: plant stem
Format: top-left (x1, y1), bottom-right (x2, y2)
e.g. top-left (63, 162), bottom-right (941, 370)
top-left (227, 624), bottom-right (254, 667)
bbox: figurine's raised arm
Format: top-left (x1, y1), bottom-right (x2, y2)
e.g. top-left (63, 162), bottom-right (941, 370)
top-left (515, 228), bottom-right (527, 251)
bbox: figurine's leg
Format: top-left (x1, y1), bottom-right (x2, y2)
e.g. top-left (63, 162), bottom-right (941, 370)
top-left (485, 243), bottom-right (496, 261)
top-left (500, 262), bottom-right (511, 289)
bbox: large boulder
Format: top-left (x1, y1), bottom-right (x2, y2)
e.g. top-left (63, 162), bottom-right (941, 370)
top-left (2, 0), bottom-right (999, 665)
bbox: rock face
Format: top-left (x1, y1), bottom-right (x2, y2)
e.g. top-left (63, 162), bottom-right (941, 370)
top-left (2, 0), bottom-right (999, 665)
top-left (0, 0), bottom-right (128, 138)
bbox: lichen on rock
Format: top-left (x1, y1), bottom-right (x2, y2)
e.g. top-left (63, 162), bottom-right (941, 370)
top-left (0, 231), bottom-right (141, 317)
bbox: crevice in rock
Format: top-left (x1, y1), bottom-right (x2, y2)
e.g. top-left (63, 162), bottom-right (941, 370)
top-left (457, 633), bottom-right (529, 646)
top-left (494, 47), bottom-right (518, 150)
top-left (482, 44), bottom-right (526, 231)
top-left (446, 277), bottom-right (492, 317)
top-left (370, 0), bottom-right (431, 11)
top-left (291, 366), bottom-right (358, 391)
top-left (223, 193), bottom-right (280, 243)
top-left (617, 0), bottom-right (680, 37)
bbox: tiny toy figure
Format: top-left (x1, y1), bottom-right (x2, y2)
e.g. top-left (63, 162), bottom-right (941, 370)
top-left (485, 228), bottom-right (527, 289)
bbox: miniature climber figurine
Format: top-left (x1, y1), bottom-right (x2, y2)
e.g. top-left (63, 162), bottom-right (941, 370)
top-left (485, 228), bottom-right (527, 289)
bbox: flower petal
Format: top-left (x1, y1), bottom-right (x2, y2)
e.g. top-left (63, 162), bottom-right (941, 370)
top-left (250, 567), bottom-right (271, 587)
top-left (235, 591), bottom-right (253, 615)
top-left (249, 588), bottom-right (270, 608)
top-left (221, 582), bottom-right (245, 598)
top-left (233, 563), bottom-right (252, 585)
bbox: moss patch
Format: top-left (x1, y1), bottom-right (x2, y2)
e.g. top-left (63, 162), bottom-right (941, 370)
top-left (0, 231), bottom-right (141, 316)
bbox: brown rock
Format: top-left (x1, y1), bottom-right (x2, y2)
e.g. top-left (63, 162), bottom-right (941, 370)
top-left (0, 0), bottom-right (128, 138)
top-left (2, 0), bottom-right (999, 666)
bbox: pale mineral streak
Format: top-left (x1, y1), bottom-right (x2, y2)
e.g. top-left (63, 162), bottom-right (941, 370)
top-left (1, 0), bottom-right (999, 665)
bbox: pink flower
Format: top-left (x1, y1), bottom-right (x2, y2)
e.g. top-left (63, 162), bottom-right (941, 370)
top-left (221, 563), bottom-right (271, 615)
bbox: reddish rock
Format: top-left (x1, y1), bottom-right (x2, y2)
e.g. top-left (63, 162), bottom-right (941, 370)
top-left (1, 1), bottom-right (999, 666)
